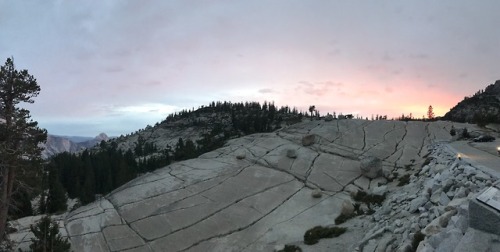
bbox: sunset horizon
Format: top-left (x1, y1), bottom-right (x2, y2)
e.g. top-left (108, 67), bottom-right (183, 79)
top-left (2, 0), bottom-right (499, 136)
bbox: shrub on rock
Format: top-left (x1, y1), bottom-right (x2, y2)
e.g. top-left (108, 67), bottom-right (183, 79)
top-left (304, 226), bottom-right (347, 245)
top-left (275, 244), bottom-right (302, 252)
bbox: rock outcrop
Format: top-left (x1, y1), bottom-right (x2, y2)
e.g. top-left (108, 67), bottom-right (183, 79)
top-left (10, 119), bottom-right (500, 251)
top-left (444, 80), bottom-right (500, 123)
top-left (41, 133), bottom-right (109, 158)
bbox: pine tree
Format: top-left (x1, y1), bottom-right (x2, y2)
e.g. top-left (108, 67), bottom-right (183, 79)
top-left (0, 58), bottom-right (47, 240)
top-left (308, 105), bottom-right (316, 121)
top-left (45, 164), bottom-right (67, 214)
top-left (29, 216), bottom-right (70, 252)
top-left (427, 105), bottom-right (435, 120)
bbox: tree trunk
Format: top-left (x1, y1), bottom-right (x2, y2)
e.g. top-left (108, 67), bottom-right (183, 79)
top-left (0, 166), bottom-right (14, 240)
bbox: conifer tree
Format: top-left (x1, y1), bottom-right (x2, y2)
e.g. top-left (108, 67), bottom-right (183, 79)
top-left (308, 105), bottom-right (316, 121)
top-left (29, 216), bottom-right (70, 252)
top-left (427, 105), bottom-right (435, 120)
top-left (0, 58), bottom-right (47, 240)
top-left (44, 164), bottom-right (67, 214)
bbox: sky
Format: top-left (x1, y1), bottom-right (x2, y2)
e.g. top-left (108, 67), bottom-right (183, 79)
top-left (1, 1), bottom-right (499, 137)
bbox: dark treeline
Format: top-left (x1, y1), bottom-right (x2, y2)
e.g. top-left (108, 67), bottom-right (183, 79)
top-left (45, 101), bottom-right (304, 209)
top-left (47, 142), bottom-right (139, 206)
top-left (162, 100), bottom-right (304, 134)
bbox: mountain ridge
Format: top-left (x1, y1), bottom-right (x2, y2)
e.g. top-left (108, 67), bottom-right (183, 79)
top-left (41, 133), bottom-right (109, 158)
top-left (444, 80), bottom-right (500, 124)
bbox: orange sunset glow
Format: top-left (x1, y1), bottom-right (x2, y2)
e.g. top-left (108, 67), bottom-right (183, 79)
top-left (2, 1), bottom-right (499, 136)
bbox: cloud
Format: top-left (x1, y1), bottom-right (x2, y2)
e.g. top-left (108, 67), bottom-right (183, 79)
top-left (296, 81), bottom-right (343, 97)
top-left (258, 88), bottom-right (277, 94)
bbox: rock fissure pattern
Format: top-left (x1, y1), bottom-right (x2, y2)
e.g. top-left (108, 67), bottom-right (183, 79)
top-left (11, 119), bottom-right (497, 251)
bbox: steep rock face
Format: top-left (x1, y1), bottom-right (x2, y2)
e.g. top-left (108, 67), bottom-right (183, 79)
top-left (41, 135), bottom-right (84, 159)
top-left (60, 119), bottom-right (487, 252)
top-left (444, 80), bottom-right (500, 123)
top-left (41, 133), bottom-right (109, 158)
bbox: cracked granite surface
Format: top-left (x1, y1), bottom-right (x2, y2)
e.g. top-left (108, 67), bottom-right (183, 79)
top-left (31, 119), bottom-right (485, 251)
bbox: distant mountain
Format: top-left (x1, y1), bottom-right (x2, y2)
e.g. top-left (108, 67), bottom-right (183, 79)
top-left (41, 133), bottom-right (109, 158)
top-left (63, 136), bottom-right (94, 143)
top-left (443, 80), bottom-right (500, 124)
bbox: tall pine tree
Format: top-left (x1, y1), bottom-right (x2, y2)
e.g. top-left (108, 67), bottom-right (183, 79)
top-left (0, 58), bottom-right (46, 240)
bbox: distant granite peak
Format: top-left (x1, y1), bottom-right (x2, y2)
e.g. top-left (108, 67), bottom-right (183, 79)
top-left (41, 133), bottom-right (109, 158)
top-left (95, 133), bottom-right (109, 141)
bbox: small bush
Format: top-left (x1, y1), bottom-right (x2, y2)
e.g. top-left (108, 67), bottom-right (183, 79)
top-left (335, 212), bottom-right (356, 225)
top-left (304, 226), bottom-right (347, 245)
top-left (397, 174), bottom-right (411, 186)
top-left (450, 128), bottom-right (456, 136)
top-left (276, 244), bottom-right (302, 252)
top-left (353, 191), bottom-right (386, 206)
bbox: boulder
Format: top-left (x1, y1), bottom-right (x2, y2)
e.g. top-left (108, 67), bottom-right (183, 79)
top-left (311, 189), bottom-right (322, 198)
top-left (409, 197), bottom-right (428, 213)
top-left (344, 184), bottom-right (360, 197)
top-left (360, 156), bottom-right (383, 179)
top-left (468, 198), bottom-right (500, 236)
top-left (440, 192), bottom-right (451, 206)
top-left (301, 134), bottom-right (316, 146)
top-left (286, 149), bottom-right (297, 158)
top-left (354, 176), bottom-right (370, 191)
top-left (435, 229), bottom-right (463, 252)
top-left (236, 151), bottom-right (246, 159)
top-left (341, 199), bottom-right (355, 216)
top-left (371, 185), bottom-right (387, 197)
top-left (422, 210), bottom-right (457, 235)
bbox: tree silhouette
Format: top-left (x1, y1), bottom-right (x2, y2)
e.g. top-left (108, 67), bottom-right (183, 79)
top-left (0, 58), bottom-right (47, 240)
top-left (30, 216), bottom-right (70, 252)
top-left (308, 105), bottom-right (316, 121)
top-left (427, 105), bottom-right (435, 120)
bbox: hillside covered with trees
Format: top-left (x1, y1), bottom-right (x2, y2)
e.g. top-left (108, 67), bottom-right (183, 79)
top-left (46, 101), bottom-right (306, 207)
top-left (443, 80), bottom-right (500, 125)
